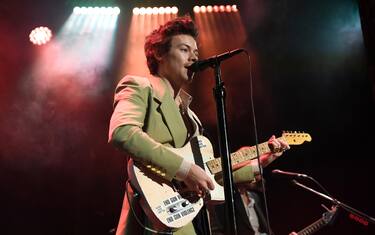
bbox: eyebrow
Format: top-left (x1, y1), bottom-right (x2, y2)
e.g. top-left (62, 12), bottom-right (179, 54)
top-left (179, 43), bottom-right (199, 56)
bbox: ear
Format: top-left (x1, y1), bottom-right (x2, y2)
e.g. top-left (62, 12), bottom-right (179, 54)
top-left (154, 50), bottom-right (163, 62)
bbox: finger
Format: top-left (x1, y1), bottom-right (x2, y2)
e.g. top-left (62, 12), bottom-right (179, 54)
top-left (271, 143), bottom-right (281, 152)
top-left (207, 178), bottom-right (215, 190)
top-left (195, 185), bottom-right (203, 195)
top-left (279, 140), bottom-right (290, 150)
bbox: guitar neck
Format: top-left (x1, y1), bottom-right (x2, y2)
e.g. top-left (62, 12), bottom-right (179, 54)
top-left (206, 137), bottom-right (285, 175)
top-left (297, 217), bottom-right (327, 235)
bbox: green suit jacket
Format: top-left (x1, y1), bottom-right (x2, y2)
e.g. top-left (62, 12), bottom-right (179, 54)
top-left (108, 75), bottom-right (256, 235)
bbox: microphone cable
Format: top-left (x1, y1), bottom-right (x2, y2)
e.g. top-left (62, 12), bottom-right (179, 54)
top-left (243, 49), bottom-right (273, 235)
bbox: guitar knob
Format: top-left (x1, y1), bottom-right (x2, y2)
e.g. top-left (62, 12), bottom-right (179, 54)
top-left (169, 207), bottom-right (177, 213)
top-left (181, 201), bottom-right (189, 207)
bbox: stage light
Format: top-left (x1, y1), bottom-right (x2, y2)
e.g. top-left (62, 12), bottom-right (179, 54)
top-left (29, 26), bottom-right (52, 45)
top-left (194, 5), bottom-right (239, 14)
top-left (145, 7), bottom-right (153, 15)
top-left (171, 7), bottom-right (178, 14)
top-left (193, 6), bottom-right (200, 13)
top-left (139, 7), bottom-right (146, 15)
top-left (200, 6), bottom-right (207, 13)
top-left (113, 7), bottom-right (120, 15)
top-left (165, 6), bottom-right (172, 14)
top-left (132, 6), bottom-right (178, 15)
top-left (232, 5), bottom-right (238, 12)
top-left (73, 6), bottom-right (80, 14)
top-left (152, 7), bottom-right (159, 15)
top-left (133, 7), bottom-right (140, 15)
top-left (158, 7), bottom-right (165, 14)
top-left (73, 6), bottom-right (120, 15)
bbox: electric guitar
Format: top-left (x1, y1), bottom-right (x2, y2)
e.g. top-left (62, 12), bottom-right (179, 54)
top-left (128, 131), bottom-right (312, 230)
top-left (296, 205), bottom-right (338, 235)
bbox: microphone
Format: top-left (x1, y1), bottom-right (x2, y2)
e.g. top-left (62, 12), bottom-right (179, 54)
top-left (187, 48), bottom-right (245, 72)
top-left (272, 169), bottom-right (309, 179)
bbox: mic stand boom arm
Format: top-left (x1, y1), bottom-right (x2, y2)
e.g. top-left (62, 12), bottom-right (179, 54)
top-left (292, 179), bottom-right (375, 225)
top-left (212, 59), bottom-right (237, 235)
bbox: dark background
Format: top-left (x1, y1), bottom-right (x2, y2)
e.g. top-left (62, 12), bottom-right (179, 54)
top-left (1, 0), bottom-right (374, 234)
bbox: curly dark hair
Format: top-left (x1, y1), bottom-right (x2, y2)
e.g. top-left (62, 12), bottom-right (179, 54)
top-left (144, 16), bottom-right (199, 75)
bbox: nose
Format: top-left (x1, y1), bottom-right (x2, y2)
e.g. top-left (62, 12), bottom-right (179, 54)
top-left (190, 52), bottom-right (198, 62)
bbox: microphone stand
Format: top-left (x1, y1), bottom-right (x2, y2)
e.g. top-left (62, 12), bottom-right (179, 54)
top-left (212, 59), bottom-right (237, 235)
top-left (292, 179), bottom-right (375, 225)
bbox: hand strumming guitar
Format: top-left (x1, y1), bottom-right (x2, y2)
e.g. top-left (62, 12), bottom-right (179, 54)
top-left (184, 164), bottom-right (215, 198)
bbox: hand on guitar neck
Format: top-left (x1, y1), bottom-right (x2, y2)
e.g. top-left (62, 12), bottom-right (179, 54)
top-left (232, 135), bottom-right (290, 172)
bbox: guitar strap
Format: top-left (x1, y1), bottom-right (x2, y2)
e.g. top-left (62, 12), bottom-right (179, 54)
top-left (191, 137), bottom-right (212, 235)
top-left (191, 137), bottom-right (205, 170)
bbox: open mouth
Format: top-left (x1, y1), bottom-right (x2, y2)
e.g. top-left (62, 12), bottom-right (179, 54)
top-left (187, 69), bottom-right (195, 81)
top-left (185, 65), bottom-right (195, 81)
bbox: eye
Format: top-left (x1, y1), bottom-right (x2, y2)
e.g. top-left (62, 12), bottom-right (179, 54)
top-left (180, 47), bottom-right (188, 52)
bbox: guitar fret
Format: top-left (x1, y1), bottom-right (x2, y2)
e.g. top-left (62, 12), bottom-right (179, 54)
top-left (206, 137), bottom-right (292, 175)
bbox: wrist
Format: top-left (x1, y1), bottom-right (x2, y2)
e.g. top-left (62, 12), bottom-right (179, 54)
top-left (175, 159), bottom-right (193, 181)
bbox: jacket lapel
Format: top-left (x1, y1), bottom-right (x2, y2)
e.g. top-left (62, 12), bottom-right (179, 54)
top-left (149, 76), bottom-right (187, 148)
top-left (234, 192), bottom-right (254, 233)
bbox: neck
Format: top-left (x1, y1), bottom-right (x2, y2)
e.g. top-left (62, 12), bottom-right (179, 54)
top-left (157, 74), bottom-right (181, 98)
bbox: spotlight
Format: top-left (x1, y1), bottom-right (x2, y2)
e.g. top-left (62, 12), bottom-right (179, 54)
top-left (73, 6), bottom-right (120, 15)
top-left (29, 26), bottom-right (52, 45)
top-left (171, 6), bottom-right (178, 14)
top-left (165, 6), bottom-right (172, 14)
top-left (200, 6), bottom-right (207, 13)
top-left (158, 7), bottom-right (165, 14)
top-left (133, 7), bottom-right (140, 15)
top-left (139, 7), bottom-right (146, 15)
top-left (113, 7), bottom-right (120, 15)
top-left (73, 6), bottom-right (81, 14)
top-left (152, 7), bottom-right (159, 15)
top-left (145, 7), bottom-right (153, 15)
top-left (132, 6), bottom-right (178, 15)
top-left (193, 6), bottom-right (200, 13)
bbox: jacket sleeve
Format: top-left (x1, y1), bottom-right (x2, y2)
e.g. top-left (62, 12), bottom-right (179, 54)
top-left (215, 165), bottom-right (256, 186)
top-left (108, 76), bottom-right (184, 181)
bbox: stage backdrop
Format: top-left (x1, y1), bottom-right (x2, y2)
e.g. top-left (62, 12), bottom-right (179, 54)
top-left (0, 0), bottom-right (374, 234)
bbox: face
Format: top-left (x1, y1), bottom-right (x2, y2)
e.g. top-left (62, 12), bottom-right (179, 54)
top-left (158, 34), bottom-right (199, 88)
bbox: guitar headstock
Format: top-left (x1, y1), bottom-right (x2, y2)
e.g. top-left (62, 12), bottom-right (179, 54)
top-left (322, 206), bottom-right (338, 225)
top-left (282, 131), bottom-right (312, 145)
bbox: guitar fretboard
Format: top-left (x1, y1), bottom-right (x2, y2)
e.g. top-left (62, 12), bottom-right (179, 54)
top-left (297, 217), bottom-right (326, 235)
top-left (206, 137), bottom-right (286, 174)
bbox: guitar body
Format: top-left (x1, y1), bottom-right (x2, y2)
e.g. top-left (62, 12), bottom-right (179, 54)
top-left (128, 135), bottom-right (224, 230)
top-left (128, 132), bottom-right (311, 230)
